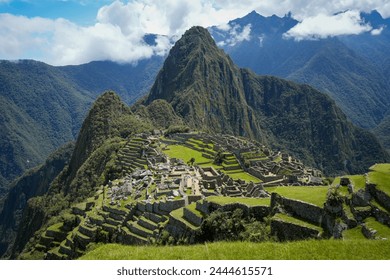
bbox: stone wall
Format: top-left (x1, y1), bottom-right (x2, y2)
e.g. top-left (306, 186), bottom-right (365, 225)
top-left (159, 199), bottom-right (186, 213)
top-left (270, 219), bottom-right (321, 241)
top-left (183, 208), bottom-right (202, 227)
top-left (165, 213), bottom-right (199, 243)
top-left (271, 193), bottom-right (324, 225)
top-left (195, 200), bottom-right (270, 220)
top-left (367, 183), bottom-right (390, 212)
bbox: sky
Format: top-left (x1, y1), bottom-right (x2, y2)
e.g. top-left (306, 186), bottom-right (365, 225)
top-left (0, 0), bottom-right (389, 66)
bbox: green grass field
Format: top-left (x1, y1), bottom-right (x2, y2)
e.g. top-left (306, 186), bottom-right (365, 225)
top-left (80, 240), bottom-right (390, 260)
top-left (265, 186), bottom-right (328, 207)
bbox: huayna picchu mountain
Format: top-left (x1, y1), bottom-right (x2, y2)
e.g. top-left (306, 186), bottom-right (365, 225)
top-left (142, 26), bottom-right (389, 175)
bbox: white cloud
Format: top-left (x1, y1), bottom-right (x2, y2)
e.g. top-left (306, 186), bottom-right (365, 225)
top-left (371, 26), bottom-right (385, 35)
top-left (1, 0), bottom-right (390, 65)
top-left (217, 23), bottom-right (252, 46)
top-left (283, 10), bottom-right (373, 41)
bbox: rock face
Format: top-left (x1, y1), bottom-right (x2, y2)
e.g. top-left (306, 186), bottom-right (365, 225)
top-left (142, 26), bottom-right (389, 175)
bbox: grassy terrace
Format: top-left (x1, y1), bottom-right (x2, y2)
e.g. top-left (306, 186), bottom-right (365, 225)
top-left (80, 240), bottom-right (390, 260)
top-left (364, 217), bottom-right (390, 239)
top-left (163, 144), bottom-right (261, 183)
top-left (186, 203), bottom-right (205, 217)
top-left (164, 144), bottom-right (219, 168)
top-left (223, 170), bottom-right (261, 183)
top-left (272, 213), bottom-right (322, 231)
top-left (342, 226), bottom-right (367, 240)
top-left (332, 175), bottom-right (366, 191)
top-left (265, 186), bottom-right (328, 207)
top-left (170, 208), bottom-right (199, 230)
top-left (206, 196), bottom-right (270, 207)
top-left (368, 164), bottom-right (390, 196)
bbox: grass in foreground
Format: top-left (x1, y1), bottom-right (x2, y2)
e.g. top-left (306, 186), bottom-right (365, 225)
top-left (80, 240), bottom-right (390, 260)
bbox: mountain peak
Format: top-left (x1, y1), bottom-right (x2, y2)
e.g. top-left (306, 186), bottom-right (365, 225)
top-left (176, 26), bottom-right (218, 53)
top-left (145, 26), bottom-right (233, 104)
top-left (66, 91), bottom-right (131, 182)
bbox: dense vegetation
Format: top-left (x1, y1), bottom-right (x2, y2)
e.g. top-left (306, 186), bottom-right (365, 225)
top-left (0, 60), bottom-right (93, 195)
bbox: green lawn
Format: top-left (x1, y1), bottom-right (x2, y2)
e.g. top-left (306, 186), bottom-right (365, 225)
top-left (80, 240), bottom-right (390, 260)
top-left (206, 196), bottom-right (270, 207)
top-left (265, 186), bottom-right (329, 207)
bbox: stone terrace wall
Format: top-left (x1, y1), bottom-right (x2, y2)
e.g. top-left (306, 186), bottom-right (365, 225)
top-left (196, 200), bottom-right (270, 220)
top-left (271, 193), bottom-right (324, 226)
top-left (367, 183), bottom-right (390, 212)
top-left (270, 219), bottom-right (321, 241)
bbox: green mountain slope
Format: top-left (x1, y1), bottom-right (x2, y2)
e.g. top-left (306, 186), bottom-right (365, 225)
top-left (143, 26), bottom-right (389, 175)
top-left (60, 58), bottom-right (163, 105)
top-left (373, 115), bottom-right (390, 153)
top-left (0, 143), bottom-right (74, 258)
top-left (0, 60), bottom-right (94, 195)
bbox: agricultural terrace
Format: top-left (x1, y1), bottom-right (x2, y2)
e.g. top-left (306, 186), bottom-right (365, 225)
top-left (265, 186), bottom-right (329, 207)
top-left (368, 164), bottom-right (390, 196)
top-left (163, 144), bottom-right (261, 183)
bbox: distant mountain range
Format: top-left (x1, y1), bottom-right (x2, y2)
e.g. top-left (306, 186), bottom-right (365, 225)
top-left (209, 10), bottom-right (390, 131)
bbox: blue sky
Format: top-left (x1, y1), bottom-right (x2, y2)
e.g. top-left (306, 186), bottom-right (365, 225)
top-left (0, 0), bottom-right (389, 65)
top-left (0, 0), bottom-right (111, 25)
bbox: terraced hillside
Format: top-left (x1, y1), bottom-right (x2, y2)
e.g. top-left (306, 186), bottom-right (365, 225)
top-left (20, 133), bottom-right (390, 259)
